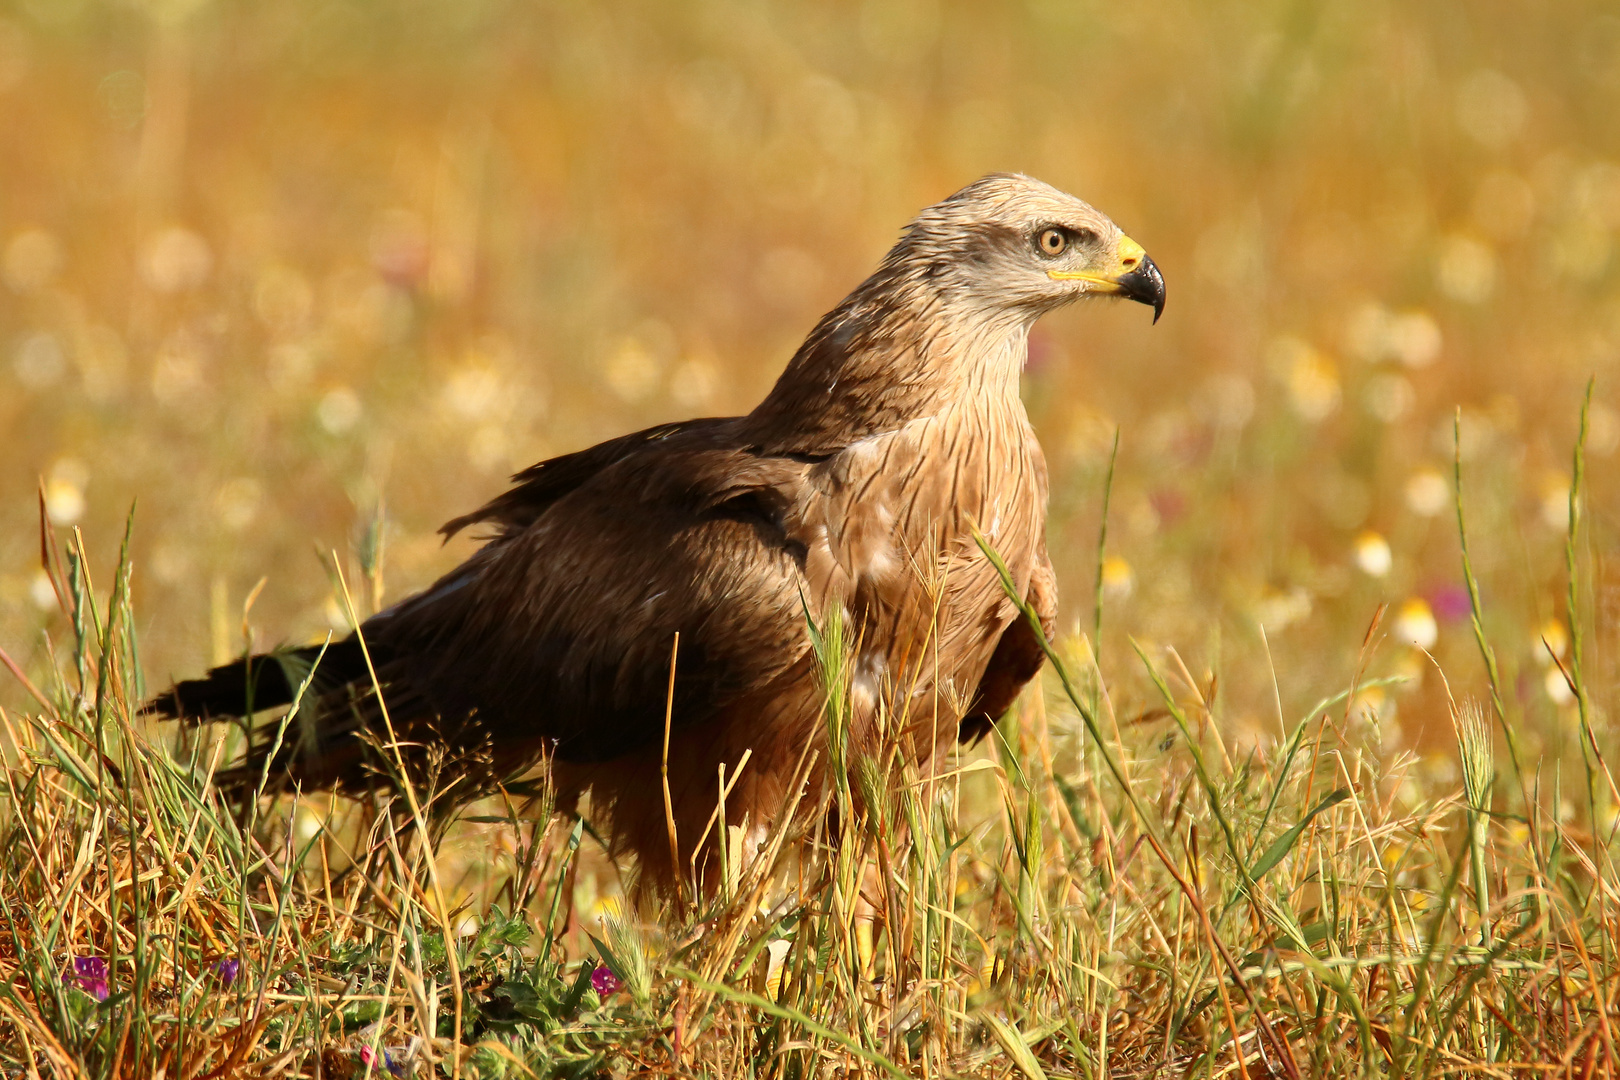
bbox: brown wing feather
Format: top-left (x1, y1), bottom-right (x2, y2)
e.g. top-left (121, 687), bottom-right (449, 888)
top-left (361, 425), bottom-right (821, 771)
top-left (438, 417), bottom-right (741, 541)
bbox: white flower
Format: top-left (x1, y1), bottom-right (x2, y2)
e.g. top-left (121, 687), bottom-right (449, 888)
top-left (317, 387), bottom-right (362, 434)
top-left (29, 569), bottom-right (56, 611)
top-left (1354, 532), bottom-right (1392, 577)
top-left (1388, 311), bottom-right (1443, 366)
top-left (1395, 598), bottom-right (1438, 650)
top-left (44, 459), bottom-right (89, 525)
top-left (1405, 469), bottom-right (1450, 517)
top-left (1539, 472), bottom-right (1572, 530)
top-left (1255, 587), bottom-right (1312, 632)
top-left (1437, 235), bottom-right (1496, 304)
top-left (140, 226), bottom-right (212, 293)
top-left (1545, 666), bottom-right (1575, 706)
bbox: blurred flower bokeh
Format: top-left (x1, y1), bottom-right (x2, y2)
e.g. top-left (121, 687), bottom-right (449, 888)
top-left (0, 0), bottom-right (1616, 760)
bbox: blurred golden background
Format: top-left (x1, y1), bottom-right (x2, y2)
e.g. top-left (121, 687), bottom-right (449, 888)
top-left (2, 0), bottom-right (1617, 770)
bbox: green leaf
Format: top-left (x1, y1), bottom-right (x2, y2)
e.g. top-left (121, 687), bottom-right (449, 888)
top-left (1249, 788), bottom-right (1350, 882)
top-left (983, 1013), bottom-right (1050, 1080)
top-left (587, 932), bottom-right (627, 982)
top-left (558, 962), bottom-right (595, 1018)
top-left (1053, 772), bottom-right (1096, 840)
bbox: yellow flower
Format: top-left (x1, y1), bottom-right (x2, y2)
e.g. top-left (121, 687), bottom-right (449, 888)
top-left (1101, 556), bottom-right (1134, 599)
top-left (1285, 344), bottom-right (1341, 421)
top-left (1536, 619), bottom-right (1568, 666)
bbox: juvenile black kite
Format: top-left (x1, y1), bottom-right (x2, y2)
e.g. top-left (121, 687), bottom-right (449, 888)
top-left (150, 174), bottom-right (1165, 887)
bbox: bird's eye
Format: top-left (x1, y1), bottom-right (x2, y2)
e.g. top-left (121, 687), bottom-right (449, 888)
top-left (1036, 228), bottom-right (1067, 257)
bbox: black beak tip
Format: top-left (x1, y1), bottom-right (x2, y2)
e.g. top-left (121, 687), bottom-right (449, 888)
top-left (1117, 256), bottom-right (1166, 324)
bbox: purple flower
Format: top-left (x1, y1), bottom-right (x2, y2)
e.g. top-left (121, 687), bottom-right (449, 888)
top-left (64, 956), bottom-right (109, 1001)
top-left (1150, 488), bottom-right (1188, 527)
top-left (591, 964), bottom-right (622, 996)
top-left (215, 958), bottom-right (240, 986)
top-left (359, 1046), bottom-right (404, 1076)
top-left (1427, 583), bottom-right (1473, 623)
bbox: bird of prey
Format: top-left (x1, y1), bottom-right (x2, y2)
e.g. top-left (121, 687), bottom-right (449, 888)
top-left (150, 173), bottom-right (1164, 889)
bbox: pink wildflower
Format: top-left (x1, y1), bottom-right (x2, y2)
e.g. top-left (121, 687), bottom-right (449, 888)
top-left (64, 956), bottom-right (109, 1001)
top-left (591, 964), bottom-right (622, 996)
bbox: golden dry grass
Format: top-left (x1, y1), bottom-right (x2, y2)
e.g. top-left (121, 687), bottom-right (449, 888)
top-left (3, 455), bottom-right (1619, 1076)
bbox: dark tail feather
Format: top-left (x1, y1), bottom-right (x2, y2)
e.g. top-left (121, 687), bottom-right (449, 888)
top-left (147, 636), bottom-right (490, 799)
top-left (144, 638), bottom-right (371, 721)
top-left (146, 637), bottom-right (397, 794)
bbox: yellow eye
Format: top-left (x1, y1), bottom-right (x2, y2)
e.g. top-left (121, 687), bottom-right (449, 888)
top-left (1037, 228), bottom-right (1067, 257)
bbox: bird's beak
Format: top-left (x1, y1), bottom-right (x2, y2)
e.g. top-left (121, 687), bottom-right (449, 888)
top-left (1047, 235), bottom-right (1167, 323)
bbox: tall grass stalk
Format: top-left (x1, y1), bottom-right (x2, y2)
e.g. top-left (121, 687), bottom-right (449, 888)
top-left (1451, 700), bottom-right (1494, 950)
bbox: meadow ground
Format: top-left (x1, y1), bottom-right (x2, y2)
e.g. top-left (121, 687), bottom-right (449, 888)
top-left (0, 394), bottom-right (1616, 1077)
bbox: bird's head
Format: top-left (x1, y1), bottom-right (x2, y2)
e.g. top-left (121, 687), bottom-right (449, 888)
top-left (897, 173), bottom-right (1165, 324)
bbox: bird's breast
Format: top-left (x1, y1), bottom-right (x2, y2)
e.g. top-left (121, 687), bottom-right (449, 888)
top-left (793, 400), bottom-right (1045, 651)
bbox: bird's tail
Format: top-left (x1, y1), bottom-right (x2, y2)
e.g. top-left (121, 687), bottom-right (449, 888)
top-left (145, 639), bottom-right (367, 722)
top-left (144, 638), bottom-right (386, 791)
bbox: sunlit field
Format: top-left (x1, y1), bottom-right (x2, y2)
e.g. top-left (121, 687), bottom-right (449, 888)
top-left (3, 0), bottom-right (1620, 1075)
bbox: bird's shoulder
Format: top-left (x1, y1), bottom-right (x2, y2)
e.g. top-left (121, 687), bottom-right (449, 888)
top-left (379, 425), bottom-right (830, 761)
